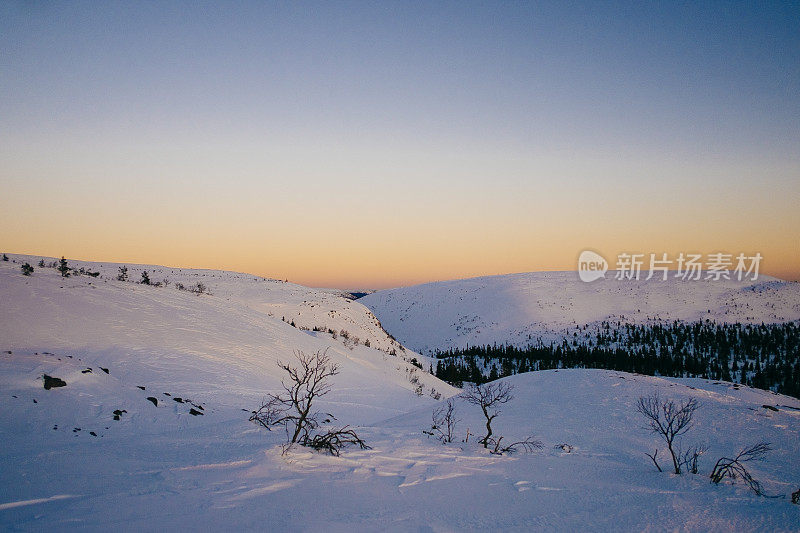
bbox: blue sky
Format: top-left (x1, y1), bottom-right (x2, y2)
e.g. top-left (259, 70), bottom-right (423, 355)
top-left (1, 1), bottom-right (798, 286)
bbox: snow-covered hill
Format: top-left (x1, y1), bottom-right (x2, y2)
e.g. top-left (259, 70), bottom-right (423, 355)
top-left (4, 254), bottom-right (410, 356)
top-left (360, 271), bottom-right (800, 354)
top-left (1, 257), bottom-right (799, 530)
top-left (0, 255), bottom-right (452, 417)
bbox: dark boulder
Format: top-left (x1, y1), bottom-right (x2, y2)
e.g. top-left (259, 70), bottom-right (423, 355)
top-left (43, 375), bottom-right (66, 390)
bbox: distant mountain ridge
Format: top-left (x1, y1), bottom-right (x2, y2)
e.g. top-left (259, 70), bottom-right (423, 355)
top-left (360, 271), bottom-right (800, 354)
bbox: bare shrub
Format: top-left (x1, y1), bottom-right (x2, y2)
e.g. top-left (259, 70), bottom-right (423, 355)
top-left (487, 435), bottom-right (543, 455)
top-left (678, 444), bottom-right (707, 475)
top-left (191, 282), bottom-right (207, 295)
top-left (636, 394), bottom-right (699, 474)
top-left (303, 426), bottom-right (369, 457)
top-left (710, 442), bottom-right (771, 495)
top-left (462, 382), bottom-right (514, 448)
top-left (249, 349), bottom-right (368, 455)
top-left (424, 399), bottom-right (459, 443)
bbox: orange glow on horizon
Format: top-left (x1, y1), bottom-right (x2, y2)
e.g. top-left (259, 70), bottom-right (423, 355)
top-left (3, 241), bottom-right (797, 289)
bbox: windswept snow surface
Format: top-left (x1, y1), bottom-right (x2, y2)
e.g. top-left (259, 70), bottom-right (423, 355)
top-left (1, 258), bottom-right (799, 530)
top-left (360, 271), bottom-right (800, 354)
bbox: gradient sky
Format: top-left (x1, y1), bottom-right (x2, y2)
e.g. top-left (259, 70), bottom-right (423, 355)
top-left (1, 1), bottom-right (798, 288)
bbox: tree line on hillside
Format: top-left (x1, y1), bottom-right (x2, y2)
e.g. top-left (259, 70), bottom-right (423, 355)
top-left (433, 320), bottom-right (800, 399)
top-left (8, 256), bottom-right (211, 295)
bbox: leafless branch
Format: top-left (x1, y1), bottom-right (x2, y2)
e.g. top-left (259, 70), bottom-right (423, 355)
top-left (488, 435), bottom-right (543, 455)
top-left (677, 444), bottom-right (707, 475)
top-left (645, 449), bottom-right (663, 472)
top-left (249, 349), bottom-right (340, 443)
top-left (710, 442), bottom-right (772, 496)
top-left (636, 394), bottom-right (699, 474)
top-left (301, 425), bottom-right (371, 457)
top-left (427, 399), bottom-right (459, 444)
top-left (462, 382), bottom-right (514, 448)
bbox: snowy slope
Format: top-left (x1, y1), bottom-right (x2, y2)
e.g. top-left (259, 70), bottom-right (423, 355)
top-left (2, 257), bottom-right (799, 530)
top-left (2, 360), bottom-right (799, 530)
top-left (0, 255), bottom-right (453, 414)
top-left (6, 254), bottom-right (410, 356)
top-left (360, 271), bottom-right (800, 353)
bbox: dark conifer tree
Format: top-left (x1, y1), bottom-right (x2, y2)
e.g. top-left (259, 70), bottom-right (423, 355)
top-left (57, 256), bottom-right (70, 277)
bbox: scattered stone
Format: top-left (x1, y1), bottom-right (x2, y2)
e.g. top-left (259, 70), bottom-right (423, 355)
top-left (163, 392), bottom-right (171, 396)
top-left (81, 368), bottom-right (93, 374)
top-left (100, 367), bottom-right (109, 374)
top-left (173, 397), bottom-right (184, 403)
top-left (11, 395), bottom-right (17, 398)
top-left (762, 405), bottom-right (779, 412)
top-left (137, 386), bottom-right (146, 390)
top-left (32, 399), bottom-right (37, 403)
top-left (73, 428), bottom-right (81, 432)
top-left (89, 431), bottom-right (97, 437)
top-left (189, 408), bottom-right (203, 416)
top-left (43, 375), bottom-right (67, 390)
top-left (4, 351), bottom-right (11, 354)
top-left (146, 396), bottom-right (158, 407)
top-left (555, 443), bottom-right (574, 453)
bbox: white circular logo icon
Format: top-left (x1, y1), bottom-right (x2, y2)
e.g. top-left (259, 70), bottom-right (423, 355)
top-left (578, 250), bottom-right (608, 282)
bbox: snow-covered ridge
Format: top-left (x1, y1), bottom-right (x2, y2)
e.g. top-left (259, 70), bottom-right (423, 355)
top-left (360, 270), bottom-right (800, 353)
top-left (3, 254), bottom-right (411, 357)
